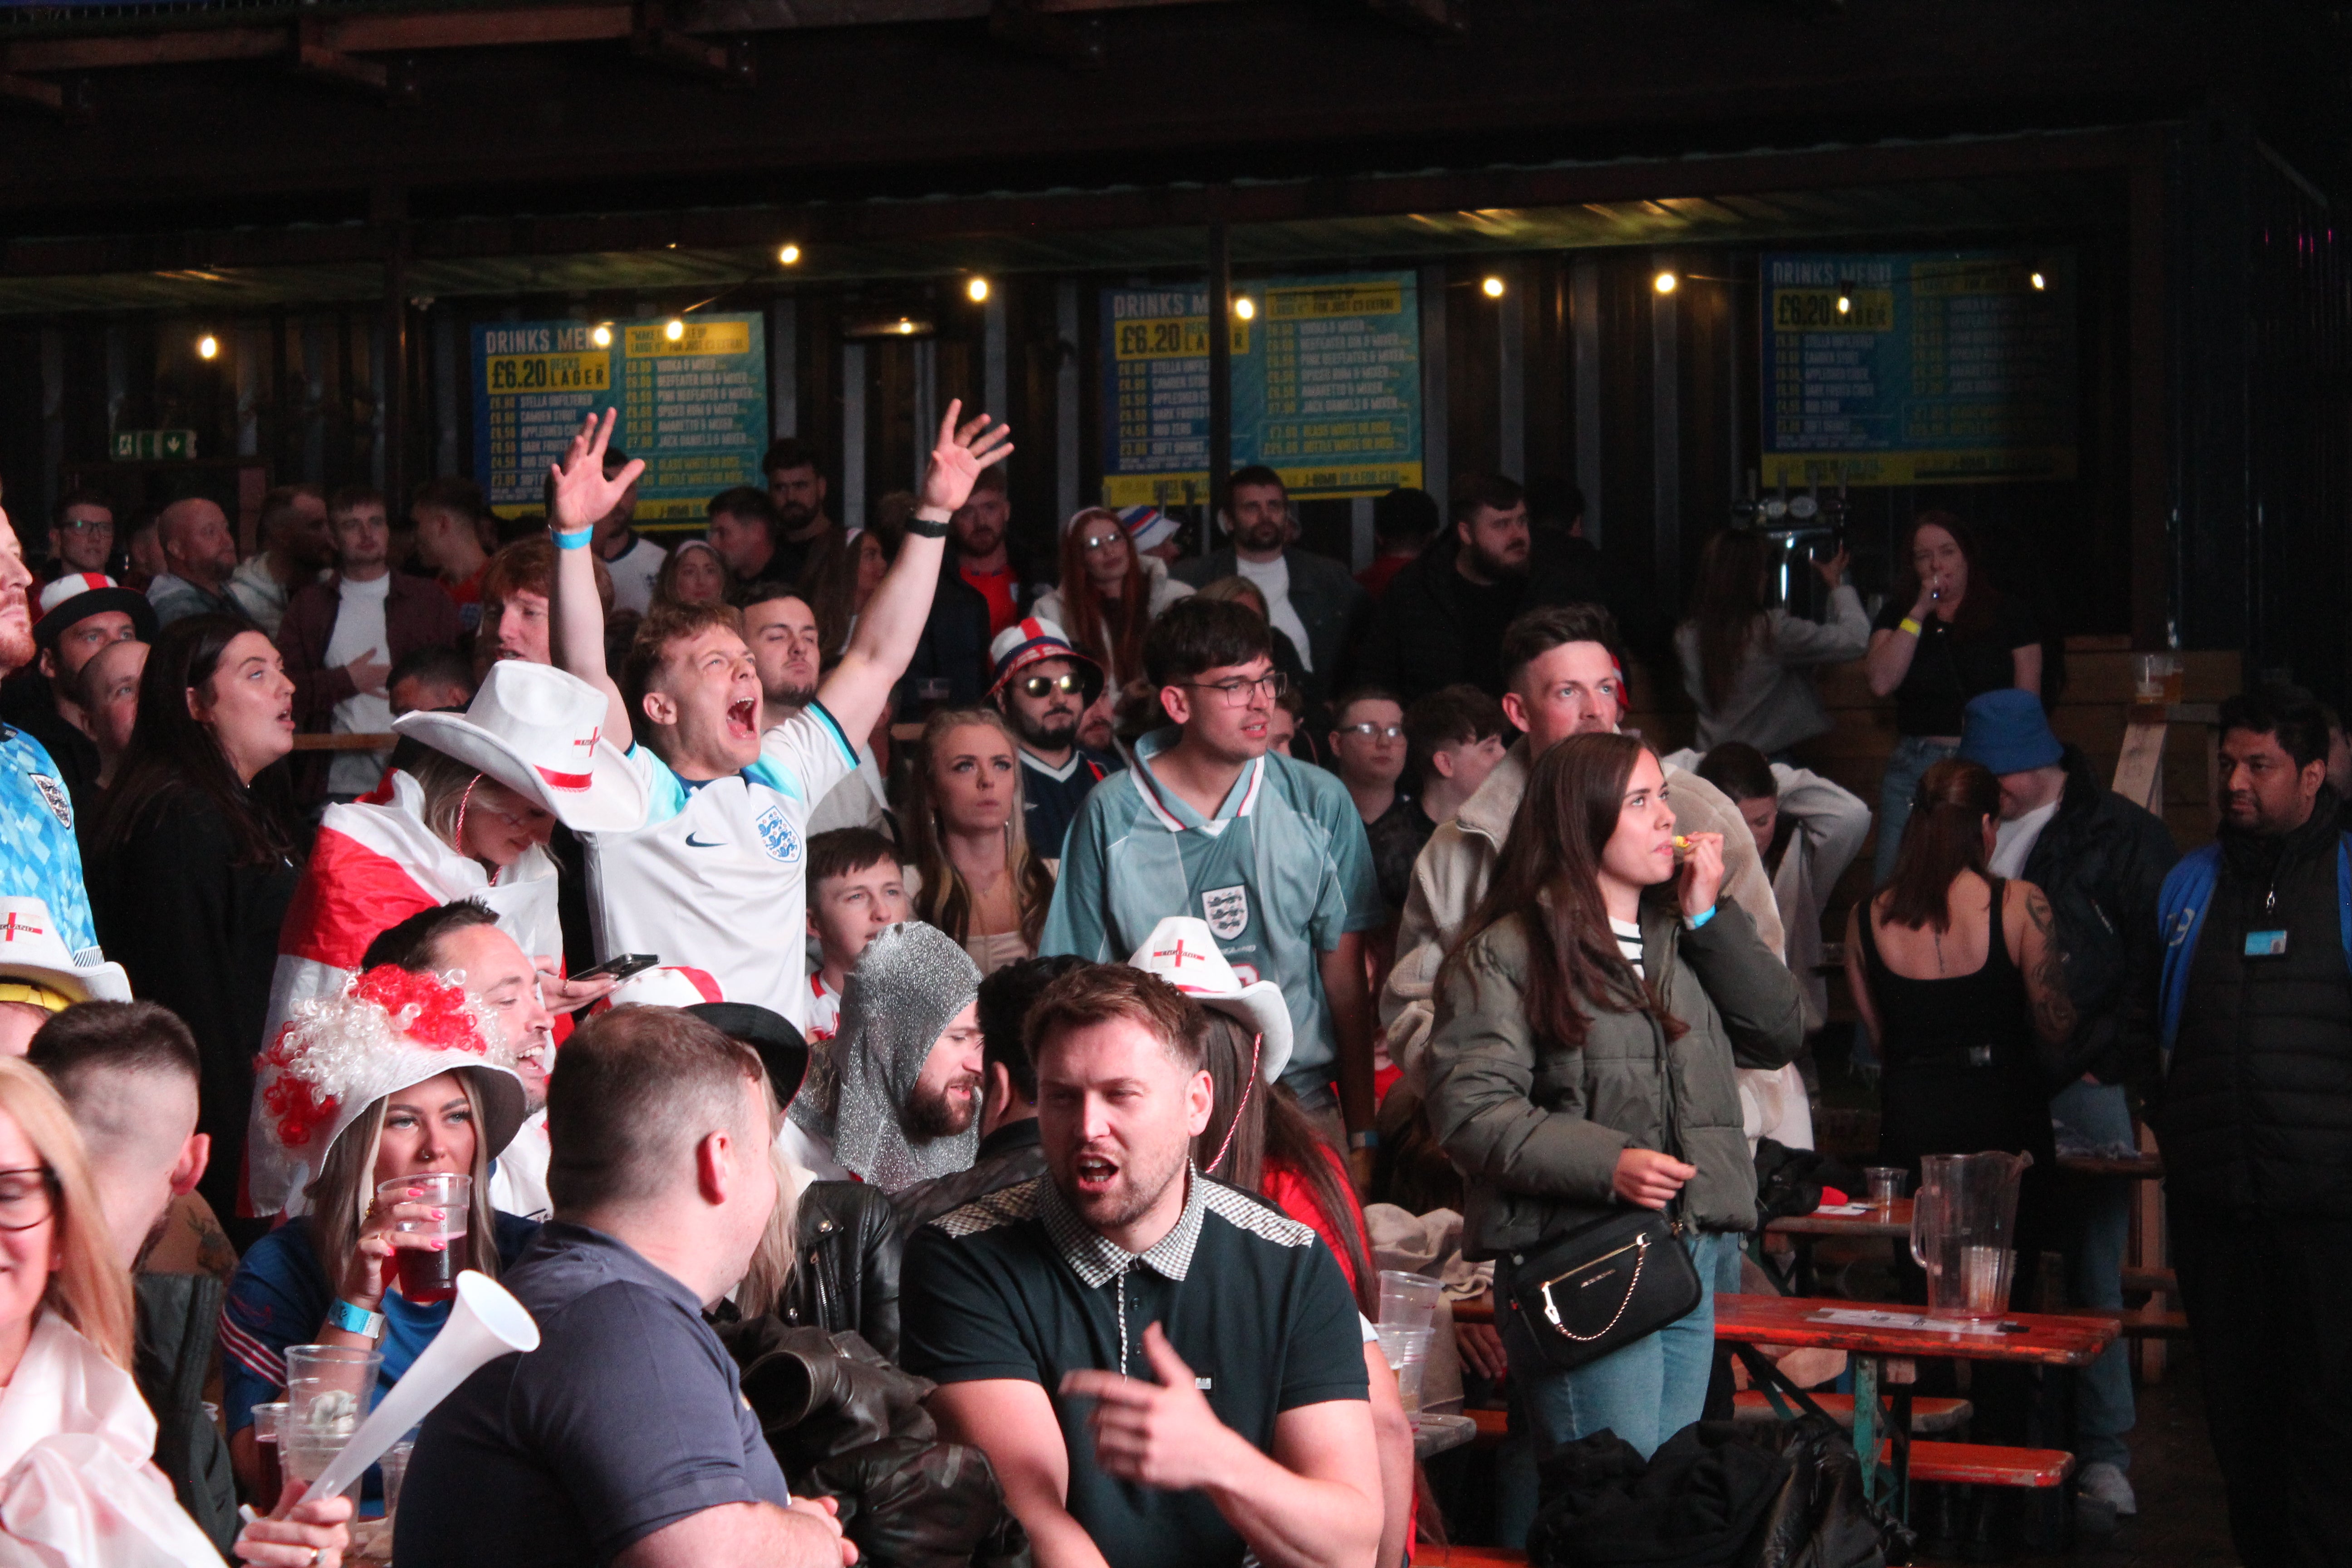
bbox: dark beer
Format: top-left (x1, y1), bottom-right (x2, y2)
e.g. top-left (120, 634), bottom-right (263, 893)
top-left (397, 1242), bottom-right (461, 1305)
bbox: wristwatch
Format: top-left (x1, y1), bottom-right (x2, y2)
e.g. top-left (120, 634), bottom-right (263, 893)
top-left (326, 1298), bottom-right (386, 1342)
top-left (906, 508), bottom-right (952, 539)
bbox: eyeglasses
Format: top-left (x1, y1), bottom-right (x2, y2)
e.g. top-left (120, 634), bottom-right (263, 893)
top-left (1080, 533), bottom-right (1126, 551)
top-left (1338, 722), bottom-right (1404, 741)
top-left (1185, 671), bottom-right (1288, 706)
top-left (1018, 672), bottom-right (1087, 699)
top-left (0, 1167), bottom-right (57, 1232)
top-left (56, 518), bottom-right (110, 534)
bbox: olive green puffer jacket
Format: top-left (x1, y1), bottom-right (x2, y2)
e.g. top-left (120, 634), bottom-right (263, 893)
top-left (1425, 895), bottom-right (1804, 1259)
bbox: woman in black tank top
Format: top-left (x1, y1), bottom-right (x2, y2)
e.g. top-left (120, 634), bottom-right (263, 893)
top-left (1847, 759), bottom-right (2075, 1261)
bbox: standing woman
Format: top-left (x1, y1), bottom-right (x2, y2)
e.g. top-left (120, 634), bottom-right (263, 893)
top-left (1863, 512), bottom-right (2041, 882)
top-left (1425, 732), bottom-right (1803, 1459)
top-left (651, 537), bottom-right (733, 609)
top-left (902, 707), bottom-right (1055, 975)
top-left (264, 660), bottom-right (642, 1088)
top-left (1676, 529), bottom-right (1869, 755)
top-left (1845, 758), bottom-right (2072, 1262)
top-left (1033, 506), bottom-right (1192, 693)
top-left (90, 614), bottom-right (301, 1243)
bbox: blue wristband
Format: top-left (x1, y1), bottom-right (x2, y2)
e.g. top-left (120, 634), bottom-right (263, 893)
top-left (1685, 904), bottom-right (1718, 931)
top-left (553, 528), bottom-right (593, 551)
top-left (325, 1297), bottom-right (385, 1340)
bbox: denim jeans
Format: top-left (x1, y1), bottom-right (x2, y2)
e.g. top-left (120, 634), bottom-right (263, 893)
top-left (1873, 734), bottom-right (1963, 885)
top-left (2052, 1078), bottom-right (2136, 1470)
top-left (1497, 1230), bottom-right (1735, 1462)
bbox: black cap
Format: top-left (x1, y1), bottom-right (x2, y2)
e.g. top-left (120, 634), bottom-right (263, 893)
top-left (33, 578), bottom-right (157, 651)
top-left (685, 1001), bottom-right (809, 1108)
top-left (1372, 486), bottom-right (1440, 543)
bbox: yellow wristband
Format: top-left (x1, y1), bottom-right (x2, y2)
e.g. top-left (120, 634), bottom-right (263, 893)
top-left (1897, 617), bottom-right (1924, 637)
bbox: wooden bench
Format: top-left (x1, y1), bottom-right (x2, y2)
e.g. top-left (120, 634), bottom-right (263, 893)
top-left (1901, 1441), bottom-right (2074, 1489)
top-left (1416, 1549), bottom-right (1526, 1568)
top-left (1466, 1406), bottom-right (1508, 1446)
top-left (1731, 1391), bottom-right (1972, 1434)
top-left (2086, 1304), bottom-right (2191, 1338)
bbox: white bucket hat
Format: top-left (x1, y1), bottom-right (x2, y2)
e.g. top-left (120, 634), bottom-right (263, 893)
top-left (248, 965), bottom-right (529, 1218)
top-left (1124, 915), bottom-right (1293, 1084)
top-left (393, 662), bottom-right (645, 834)
top-left (0, 897), bottom-right (130, 1007)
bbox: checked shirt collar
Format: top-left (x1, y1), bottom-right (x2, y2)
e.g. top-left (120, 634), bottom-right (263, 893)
top-left (1042, 1161), bottom-right (1206, 1289)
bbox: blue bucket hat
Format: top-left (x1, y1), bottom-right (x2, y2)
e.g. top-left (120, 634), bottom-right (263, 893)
top-left (1958, 688), bottom-right (2063, 775)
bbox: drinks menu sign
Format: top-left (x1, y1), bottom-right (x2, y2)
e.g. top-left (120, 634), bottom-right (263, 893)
top-left (1760, 250), bottom-right (2077, 487)
top-left (470, 314), bottom-right (769, 519)
top-left (1099, 272), bottom-right (1423, 508)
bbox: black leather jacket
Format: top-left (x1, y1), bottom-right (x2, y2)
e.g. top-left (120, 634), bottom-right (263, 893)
top-left (892, 1120), bottom-right (1049, 1232)
top-left (779, 1181), bottom-right (903, 1361)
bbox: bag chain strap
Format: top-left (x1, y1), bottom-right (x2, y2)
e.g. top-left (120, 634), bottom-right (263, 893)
top-left (1541, 1233), bottom-right (1652, 1343)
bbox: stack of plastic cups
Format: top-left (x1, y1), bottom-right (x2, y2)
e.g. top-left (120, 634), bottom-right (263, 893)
top-left (1375, 1270), bottom-right (1441, 1414)
top-left (251, 1400), bottom-right (288, 1508)
top-left (282, 1345), bottom-right (382, 1505)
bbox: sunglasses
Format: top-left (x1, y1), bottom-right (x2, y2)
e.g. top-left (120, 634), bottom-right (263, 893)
top-left (1019, 672), bottom-right (1087, 699)
top-left (1338, 722), bottom-right (1404, 741)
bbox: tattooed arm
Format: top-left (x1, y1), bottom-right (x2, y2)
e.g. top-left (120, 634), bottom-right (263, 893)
top-left (2010, 881), bottom-right (2080, 1073)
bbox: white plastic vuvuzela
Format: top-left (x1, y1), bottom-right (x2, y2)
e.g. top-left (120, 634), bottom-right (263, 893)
top-left (292, 1270), bottom-right (540, 1509)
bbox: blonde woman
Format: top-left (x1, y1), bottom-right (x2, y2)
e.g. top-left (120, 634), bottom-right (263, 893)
top-left (223, 966), bottom-right (538, 1503)
top-left (0, 1060), bottom-right (352, 1565)
top-left (902, 707), bottom-right (1056, 975)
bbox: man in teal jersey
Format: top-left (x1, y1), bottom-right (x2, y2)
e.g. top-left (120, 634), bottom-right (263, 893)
top-left (1040, 597), bottom-right (1382, 1185)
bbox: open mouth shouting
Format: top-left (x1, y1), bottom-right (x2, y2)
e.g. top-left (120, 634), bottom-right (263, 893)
top-left (1071, 1150), bottom-right (1120, 1199)
top-left (726, 696), bottom-right (758, 741)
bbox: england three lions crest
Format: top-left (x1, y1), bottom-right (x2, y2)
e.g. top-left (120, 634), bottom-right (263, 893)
top-left (756, 805), bottom-right (802, 864)
top-left (1201, 884), bottom-right (1249, 940)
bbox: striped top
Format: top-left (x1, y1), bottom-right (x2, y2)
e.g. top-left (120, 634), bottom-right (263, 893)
top-left (1611, 916), bottom-right (1646, 978)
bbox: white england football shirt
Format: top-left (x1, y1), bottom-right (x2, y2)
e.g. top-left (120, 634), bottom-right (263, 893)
top-left (582, 703), bottom-right (858, 1028)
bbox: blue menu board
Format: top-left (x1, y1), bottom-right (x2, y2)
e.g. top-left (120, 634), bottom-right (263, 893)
top-left (472, 314), bottom-right (768, 519)
top-left (1760, 250), bottom-right (2077, 487)
top-left (1100, 273), bottom-right (1422, 507)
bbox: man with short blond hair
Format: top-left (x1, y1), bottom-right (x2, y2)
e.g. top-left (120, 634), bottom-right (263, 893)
top-left (146, 497), bottom-right (242, 626)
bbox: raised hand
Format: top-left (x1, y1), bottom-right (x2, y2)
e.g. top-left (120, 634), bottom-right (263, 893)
top-left (549, 408), bottom-right (646, 535)
top-left (1677, 830), bottom-right (1725, 919)
top-left (915, 399), bottom-right (1014, 517)
top-left (1061, 1323), bottom-right (1240, 1492)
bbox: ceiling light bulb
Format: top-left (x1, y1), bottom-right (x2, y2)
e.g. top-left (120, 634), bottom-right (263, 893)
top-left (664, 318), bottom-right (686, 342)
top-left (779, 244), bottom-right (801, 266)
top-left (2030, 271), bottom-right (2047, 291)
top-left (966, 277), bottom-right (990, 303)
top-left (1481, 276), bottom-right (1505, 299)
top-left (1836, 295), bottom-right (1852, 314)
top-left (1653, 272), bottom-right (1677, 295)
top-left (1234, 297), bottom-right (1256, 320)
top-left (196, 334), bottom-right (219, 360)
top-left (591, 324), bottom-right (612, 348)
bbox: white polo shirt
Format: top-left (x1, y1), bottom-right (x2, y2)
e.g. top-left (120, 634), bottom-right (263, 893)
top-left (582, 703), bottom-right (858, 1028)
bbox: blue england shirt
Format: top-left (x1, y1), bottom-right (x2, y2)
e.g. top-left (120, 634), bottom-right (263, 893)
top-left (0, 726), bottom-right (95, 958)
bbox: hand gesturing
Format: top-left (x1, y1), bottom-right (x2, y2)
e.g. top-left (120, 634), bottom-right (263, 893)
top-left (916, 400), bottom-right (1014, 517)
top-left (549, 408), bottom-right (645, 535)
top-left (1060, 1323), bottom-right (1238, 1493)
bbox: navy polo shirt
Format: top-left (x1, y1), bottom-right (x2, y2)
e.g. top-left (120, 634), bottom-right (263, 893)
top-left (900, 1171), bottom-right (1367, 1568)
top-left (393, 1221), bottom-right (790, 1568)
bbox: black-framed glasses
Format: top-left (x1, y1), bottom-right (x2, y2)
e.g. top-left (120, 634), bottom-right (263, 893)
top-left (1018, 672), bottom-right (1087, 700)
top-left (0, 1167), bottom-right (58, 1232)
top-left (55, 517), bottom-right (110, 534)
top-left (1338, 722), bottom-right (1404, 741)
top-left (1185, 671), bottom-right (1288, 707)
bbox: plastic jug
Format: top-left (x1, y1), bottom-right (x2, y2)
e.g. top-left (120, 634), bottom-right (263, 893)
top-left (1908, 1151), bottom-right (2032, 1319)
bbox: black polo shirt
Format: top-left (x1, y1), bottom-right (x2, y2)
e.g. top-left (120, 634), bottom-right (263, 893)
top-left (394, 1221), bottom-right (792, 1568)
top-left (1018, 744), bottom-right (1124, 860)
top-left (900, 1171), bottom-right (1367, 1568)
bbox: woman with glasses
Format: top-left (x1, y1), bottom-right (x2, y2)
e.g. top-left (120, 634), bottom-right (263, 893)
top-left (903, 707), bottom-right (1057, 975)
top-left (222, 966), bottom-right (539, 1512)
top-left (0, 1058), bottom-right (355, 1565)
top-left (1034, 505), bottom-right (1193, 693)
top-left (90, 614), bottom-right (303, 1245)
top-left (259, 662), bottom-right (639, 1108)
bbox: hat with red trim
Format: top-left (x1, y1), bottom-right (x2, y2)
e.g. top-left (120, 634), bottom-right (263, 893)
top-left (393, 661), bottom-right (644, 834)
top-left (1117, 505), bottom-right (1183, 554)
top-left (987, 617), bottom-right (1104, 706)
top-left (1124, 915), bottom-right (1292, 1085)
top-left (0, 896), bottom-right (130, 1008)
top-left (33, 573), bottom-right (156, 650)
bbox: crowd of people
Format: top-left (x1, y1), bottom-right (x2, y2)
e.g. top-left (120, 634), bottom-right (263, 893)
top-left (0, 402), bottom-right (2335, 1568)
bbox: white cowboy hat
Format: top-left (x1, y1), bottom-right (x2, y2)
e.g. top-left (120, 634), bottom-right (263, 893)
top-left (601, 965), bottom-right (725, 1011)
top-left (0, 897), bottom-right (131, 1007)
top-left (393, 662), bottom-right (645, 834)
top-left (248, 966), bottom-right (529, 1219)
top-left (1125, 915), bottom-right (1293, 1085)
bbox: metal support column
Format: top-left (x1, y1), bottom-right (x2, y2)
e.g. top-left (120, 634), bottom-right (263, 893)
top-left (1207, 204), bottom-right (1233, 553)
top-left (379, 190), bottom-right (410, 505)
top-left (1419, 263), bottom-right (1449, 510)
top-left (1498, 258), bottom-right (1525, 481)
top-left (1572, 259), bottom-right (1602, 544)
top-left (1651, 249), bottom-right (1681, 593)
top-left (841, 342), bottom-right (867, 530)
top-left (769, 297), bottom-right (799, 439)
top-left (1055, 280), bottom-right (1081, 528)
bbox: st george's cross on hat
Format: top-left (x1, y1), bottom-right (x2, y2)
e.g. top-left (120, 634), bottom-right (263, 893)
top-left (0, 897), bottom-right (130, 1011)
top-left (393, 661), bottom-right (647, 834)
top-left (987, 616), bottom-right (1105, 707)
top-left (1124, 915), bottom-right (1293, 1085)
top-left (33, 573), bottom-right (157, 650)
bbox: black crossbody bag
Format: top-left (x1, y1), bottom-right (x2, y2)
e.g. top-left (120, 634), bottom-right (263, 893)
top-left (1503, 1004), bottom-right (1703, 1372)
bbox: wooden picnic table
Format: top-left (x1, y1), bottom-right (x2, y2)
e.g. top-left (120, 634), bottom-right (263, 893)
top-left (1715, 1292), bottom-right (2115, 1511)
top-left (1761, 1199), bottom-right (1908, 1293)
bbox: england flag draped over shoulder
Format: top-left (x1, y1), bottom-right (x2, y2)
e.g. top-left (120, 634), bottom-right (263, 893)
top-left (263, 769), bottom-right (563, 1063)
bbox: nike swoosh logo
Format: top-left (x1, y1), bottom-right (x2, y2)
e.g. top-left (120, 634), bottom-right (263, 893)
top-left (684, 833), bottom-right (728, 848)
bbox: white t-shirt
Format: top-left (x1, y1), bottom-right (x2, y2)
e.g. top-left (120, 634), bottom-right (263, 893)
top-left (1989, 797), bottom-right (2062, 878)
top-left (324, 573), bottom-right (393, 795)
top-left (1235, 553), bottom-right (1313, 673)
top-left (603, 533), bottom-right (667, 616)
top-left (806, 973), bottom-right (842, 1044)
top-left (582, 702), bottom-right (858, 1027)
top-left (488, 1109), bottom-right (551, 1221)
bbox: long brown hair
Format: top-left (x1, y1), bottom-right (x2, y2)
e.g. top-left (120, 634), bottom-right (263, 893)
top-left (304, 1073), bottom-right (504, 1286)
top-left (97, 614), bottom-right (296, 867)
top-left (1447, 732), bottom-right (1686, 1051)
top-left (1902, 510), bottom-right (2001, 640)
top-left (1056, 508), bottom-right (1148, 682)
top-left (1877, 757), bottom-right (2002, 933)
top-left (902, 707), bottom-right (1056, 949)
top-left (0, 1061), bottom-right (133, 1369)
top-left (1191, 1012), bottom-right (1377, 1316)
top-left (1686, 530), bottom-right (1772, 710)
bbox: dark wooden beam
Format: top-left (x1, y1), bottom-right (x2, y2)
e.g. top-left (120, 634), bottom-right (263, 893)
top-left (632, 0), bottom-right (755, 82)
top-left (988, 0), bottom-right (1105, 69)
top-left (0, 70), bottom-right (64, 115)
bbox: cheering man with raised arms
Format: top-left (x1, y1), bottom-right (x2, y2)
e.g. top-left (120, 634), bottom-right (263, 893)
top-left (548, 403), bottom-right (1010, 1029)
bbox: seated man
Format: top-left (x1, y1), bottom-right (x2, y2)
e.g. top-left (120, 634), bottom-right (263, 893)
top-left (785, 921), bottom-right (984, 1192)
top-left (804, 828), bottom-right (913, 1043)
top-left (988, 618), bottom-right (1121, 859)
top-left (29, 1000), bottom-right (234, 1550)
top-left (902, 964), bottom-right (1379, 1568)
top-left (395, 1004), bottom-right (853, 1568)
top-left (892, 953), bottom-right (1086, 1229)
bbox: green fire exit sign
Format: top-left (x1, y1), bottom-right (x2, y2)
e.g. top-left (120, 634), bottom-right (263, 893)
top-left (113, 429), bottom-right (196, 460)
